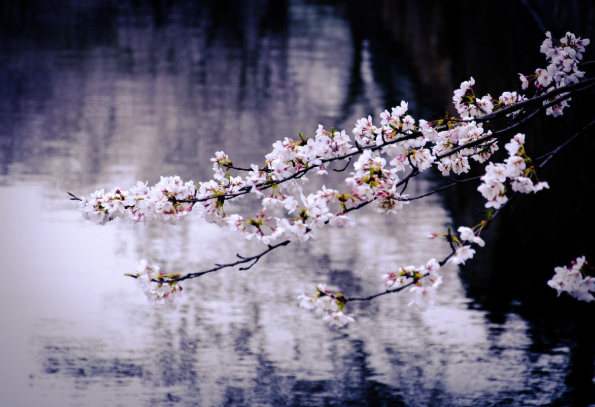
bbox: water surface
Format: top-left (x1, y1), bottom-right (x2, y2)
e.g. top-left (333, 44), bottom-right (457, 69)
top-left (0, 1), bottom-right (593, 406)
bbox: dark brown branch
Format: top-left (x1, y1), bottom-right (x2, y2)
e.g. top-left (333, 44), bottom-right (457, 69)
top-left (402, 175), bottom-right (482, 202)
top-left (132, 198), bottom-right (374, 284)
top-left (399, 166), bottom-right (419, 195)
top-left (223, 163), bottom-right (272, 173)
top-left (345, 273), bottom-right (428, 302)
top-left (131, 239), bottom-right (292, 284)
top-left (67, 191), bottom-right (82, 201)
top-left (333, 158), bottom-right (352, 172)
top-left (535, 118), bottom-right (595, 166)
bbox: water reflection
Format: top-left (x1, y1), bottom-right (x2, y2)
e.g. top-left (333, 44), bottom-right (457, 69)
top-left (1, 0), bottom-right (594, 406)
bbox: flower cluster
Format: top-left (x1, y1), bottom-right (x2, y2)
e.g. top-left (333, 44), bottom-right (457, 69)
top-left (381, 258), bottom-right (442, 311)
top-left (452, 78), bottom-right (493, 118)
top-left (446, 224), bottom-right (488, 266)
top-left (298, 284), bottom-right (355, 327)
top-left (211, 151), bottom-right (233, 180)
top-left (451, 75), bottom-right (530, 120)
top-left (432, 121), bottom-right (498, 176)
top-left (353, 101), bottom-right (416, 148)
top-left (346, 149), bottom-right (408, 214)
top-left (354, 102), bottom-right (434, 160)
top-left (520, 31), bottom-right (590, 116)
top-left (197, 175), bottom-right (246, 225)
top-left (259, 127), bottom-right (355, 185)
top-left (227, 186), bottom-right (354, 244)
top-left (130, 260), bottom-right (184, 309)
top-left (478, 133), bottom-right (549, 209)
top-left (79, 177), bottom-right (196, 225)
top-left (457, 226), bottom-right (485, 248)
top-left (548, 257), bottom-right (594, 302)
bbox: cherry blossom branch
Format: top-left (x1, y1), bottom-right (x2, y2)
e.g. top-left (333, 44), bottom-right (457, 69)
top-left (344, 117), bottom-right (595, 303)
top-left (437, 83), bottom-right (595, 161)
top-left (212, 82), bottom-right (594, 211)
top-left (344, 186), bottom-right (516, 303)
top-left (129, 198), bottom-right (374, 285)
top-left (115, 99), bottom-right (595, 287)
top-left (69, 80), bottom-right (593, 213)
top-left (132, 114), bottom-right (574, 289)
top-left (177, 80), bottom-right (594, 206)
top-left (174, 132), bottom-right (425, 204)
top-left (73, 31), bottom-right (592, 316)
top-left (447, 77), bottom-right (595, 123)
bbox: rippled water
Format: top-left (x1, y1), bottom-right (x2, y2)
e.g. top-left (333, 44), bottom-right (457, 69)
top-left (1, 1), bottom-right (594, 406)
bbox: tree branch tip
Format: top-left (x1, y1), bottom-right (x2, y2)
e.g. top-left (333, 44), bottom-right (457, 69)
top-left (67, 191), bottom-right (82, 201)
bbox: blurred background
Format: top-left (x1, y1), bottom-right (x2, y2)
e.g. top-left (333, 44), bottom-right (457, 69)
top-left (1, 0), bottom-right (594, 406)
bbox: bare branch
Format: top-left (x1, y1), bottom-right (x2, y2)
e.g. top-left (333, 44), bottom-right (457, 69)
top-left (332, 158), bottom-right (352, 172)
top-left (67, 191), bottom-right (82, 201)
top-left (535, 118), bottom-right (595, 166)
top-left (402, 175), bottom-right (482, 202)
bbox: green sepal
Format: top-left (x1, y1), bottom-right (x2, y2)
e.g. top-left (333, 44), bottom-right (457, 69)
top-left (487, 208), bottom-right (494, 221)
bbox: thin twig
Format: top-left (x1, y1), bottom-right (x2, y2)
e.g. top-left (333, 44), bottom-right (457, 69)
top-left (402, 175), bottom-right (482, 202)
top-left (534, 118), bottom-right (595, 166)
top-left (67, 192), bottom-right (82, 201)
top-left (332, 158), bottom-right (352, 172)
